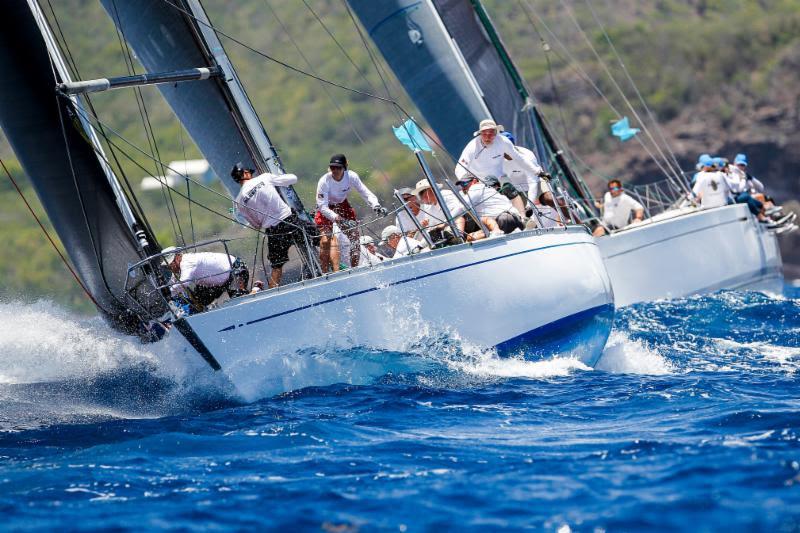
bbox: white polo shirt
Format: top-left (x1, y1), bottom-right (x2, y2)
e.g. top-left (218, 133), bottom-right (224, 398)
top-left (171, 253), bottom-right (235, 295)
top-left (601, 191), bottom-right (644, 228)
top-left (464, 182), bottom-right (519, 219)
top-left (316, 170), bottom-right (380, 221)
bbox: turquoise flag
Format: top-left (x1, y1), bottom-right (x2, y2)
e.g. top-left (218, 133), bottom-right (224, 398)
top-left (611, 117), bottom-right (640, 142)
top-left (392, 119), bottom-right (432, 152)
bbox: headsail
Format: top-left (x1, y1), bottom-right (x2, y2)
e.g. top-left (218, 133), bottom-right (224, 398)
top-left (0, 1), bottom-right (167, 334)
top-left (100, 0), bottom-right (308, 219)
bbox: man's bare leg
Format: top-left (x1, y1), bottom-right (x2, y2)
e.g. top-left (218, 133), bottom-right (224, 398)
top-left (269, 266), bottom-right (283, 288)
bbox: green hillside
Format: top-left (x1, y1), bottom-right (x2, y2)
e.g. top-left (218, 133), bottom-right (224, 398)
top-left (1, 0), bottom-right (798, 313)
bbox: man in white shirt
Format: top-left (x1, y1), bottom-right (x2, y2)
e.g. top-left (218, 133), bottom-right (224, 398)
top-left (413, 178), bottom-right (468, 243)
top-left (395, 187), bottom-right (422, 236)
top-left (357, 235), bottom-right (386, 267)
top-left (315, 153), bottom-right (386, 271)
top-left (454, 119), bottom-right (542, 184)
top-left (162, 247), bottom-right (248, 312)
top-left (460, 176), bottom-right (524, 234)
top-left (232, 163), bottom-right (303, 288)
top-left (381, 225), bottom-right (426, 258)
top-left (592, 179), bottom-right (645, 236)
top-left (499, 131), bottom-right (551, 207)
top-left (692, 162), bottom-right (732, 210)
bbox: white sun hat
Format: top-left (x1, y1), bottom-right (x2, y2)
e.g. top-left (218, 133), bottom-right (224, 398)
top-left (473, 118), bottom-right (504, 136)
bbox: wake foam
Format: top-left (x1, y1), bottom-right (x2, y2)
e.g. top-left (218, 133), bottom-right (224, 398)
top-left (0, 300), bottom-right (234, 428)
top-left (595, 331), bottom-right (673, 375)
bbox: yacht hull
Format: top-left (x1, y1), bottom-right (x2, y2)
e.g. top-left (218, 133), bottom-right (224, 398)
top-left (598, 204), bottom-right (783, 307)
top-left (181, 228), bottom-right (614, 400)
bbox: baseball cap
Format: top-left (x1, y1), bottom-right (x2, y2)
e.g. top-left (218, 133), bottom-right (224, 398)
top-left (412, 178), bottom-right (432, 197)
top-left (329, 153), bottom-right (348, 168)
top-left (359, 235), bottom-right (375, 246)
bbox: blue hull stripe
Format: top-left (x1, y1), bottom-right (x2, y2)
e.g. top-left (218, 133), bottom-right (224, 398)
top-left (495, 303), bottom-right (615, 357)
top-left (219, 240), bottom-right (595, 332)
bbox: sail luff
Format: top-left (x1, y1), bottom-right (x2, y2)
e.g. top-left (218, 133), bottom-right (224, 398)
top-left (0, 1), bottom-right (167, 333)
top-left (100, 0), bottom-right (310, 221)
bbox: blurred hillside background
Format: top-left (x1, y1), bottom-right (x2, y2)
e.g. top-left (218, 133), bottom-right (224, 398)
top-left (1, 0), bottom-right (798, 313)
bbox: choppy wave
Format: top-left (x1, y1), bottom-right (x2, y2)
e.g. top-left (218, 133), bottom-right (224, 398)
top-left (0, 287), bottom-right (798, 529)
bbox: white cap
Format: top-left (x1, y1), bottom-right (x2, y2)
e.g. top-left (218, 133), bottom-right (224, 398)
top-left (396, 186), bottom-right (414, 198)
top-left (359, 235), bottom-right (375, 246)
top-left (162, 246), bottom-right (179, 265)
top-left (473, 119), bottom-right (504, 136)
top-left (381, 225), bottom-right (402, 241)
top-left (412, 178), bottom-right (432, 197)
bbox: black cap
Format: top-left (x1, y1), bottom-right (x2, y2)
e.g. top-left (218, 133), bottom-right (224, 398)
top-left (230, 162), bottom-right (255, 182)
top-left (329, 153), bottom-right (347, 168)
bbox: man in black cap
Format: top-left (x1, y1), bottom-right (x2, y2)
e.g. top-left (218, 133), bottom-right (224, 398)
top-left (315, 153), bottom-right (386, 271)
top-left (232, 162), bottom-right (305, 288)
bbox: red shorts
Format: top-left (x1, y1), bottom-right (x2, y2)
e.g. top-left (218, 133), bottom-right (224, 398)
top-left (314, 199), bottom-right (357, 233)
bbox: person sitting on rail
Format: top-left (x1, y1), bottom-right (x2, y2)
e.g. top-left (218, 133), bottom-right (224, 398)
top-left (315, 153), bottom-right (387, 272)
top-left (692, 153), bottom-right (713, 185)
top-left (357, 235), bottom-right (387, 267)
top-left (162, 247), bottom-right (249, 313)
top-left (455, 120), bottom-right (543, 186)
top-left (232, 163), bottom-right (305, 288)
top-left (381, 225), bottom-right (427, 258)
top-left (725, 153), bottom-right (767, 220)
top-left (691, 159), bottom-right (733, 210)
top-left (592, 179), bottom-right (645, 236)
top-left (499, 131), bottom-right (556, 214)
top-left (459, 175), bottom-right (524, 235)
top-left (413, 178), bottom-right (467, 243)
top-left (395, 187), bottom-right (422, 237)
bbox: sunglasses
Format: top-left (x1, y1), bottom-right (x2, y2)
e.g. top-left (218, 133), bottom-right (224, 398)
top-left (609, 186), bottom-right (621, 191)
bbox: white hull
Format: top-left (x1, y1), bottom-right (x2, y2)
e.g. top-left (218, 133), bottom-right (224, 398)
top-left (598, 204), bottom-right (783, 307)
top-left (179, 228), bottom-right (614, 400)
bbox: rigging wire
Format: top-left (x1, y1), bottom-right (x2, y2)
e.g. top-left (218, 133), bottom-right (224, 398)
top-left (263, 0), bottom-right (392, 185)
top-left (591, 0), bottom-right (687, 181)
top-left (1, 159), bottom-right (103, 310)
top-left (555, 0), bottom-right (687, 190)
top-left (516, 0), bottom-right (682, 187)
top-left (110, 0), bottom-right (185, 244)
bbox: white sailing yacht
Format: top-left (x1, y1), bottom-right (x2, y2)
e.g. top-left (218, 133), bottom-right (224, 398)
top-left (346, 0), bottom-right (785, 307)
top-left (0, 0), bottom-right (615, 399)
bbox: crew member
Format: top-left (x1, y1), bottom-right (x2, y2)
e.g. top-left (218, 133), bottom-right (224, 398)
top-left (162, 247), bottom-right (249, 312)
top-left (692, 160), bottom-right (732, 210)
top-left (593, 179), bottom-right (645, 236)
top-left (315, 153), bottom-right (386, 271)
top-left (232, 163), bottom-right (305, 288)
top-left (455, 120), bottom-right (542, 184)
top-left (459, 176), bottom-right (523, 234)
top-left (381, 225), bottom-right (426, 258)
top-left (357, 235), bottom-right (387, 267)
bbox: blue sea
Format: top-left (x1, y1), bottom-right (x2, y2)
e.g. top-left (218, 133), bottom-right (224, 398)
top-left (0, 285), bottom-right (798, 531)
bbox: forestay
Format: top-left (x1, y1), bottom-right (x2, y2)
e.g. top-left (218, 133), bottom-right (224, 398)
top-left (0, 2), bottom-right (167, 334)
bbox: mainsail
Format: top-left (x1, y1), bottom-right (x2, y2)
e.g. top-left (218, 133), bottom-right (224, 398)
top-left (0, 1), bottom-right (167, 334)
top-left (99, 0), bottom-right (309, 218)
top-left (347, 0), bottom-right (594, 206)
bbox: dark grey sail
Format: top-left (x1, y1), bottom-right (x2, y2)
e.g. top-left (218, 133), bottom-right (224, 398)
top-left (0, 2), bottom-right (167, 334)
top-left (100, 0), bottom-right (308, 218)
top-left (347, 0), bottom-right (594, 206)
top-left (346, 0), bottom-right (491, 158)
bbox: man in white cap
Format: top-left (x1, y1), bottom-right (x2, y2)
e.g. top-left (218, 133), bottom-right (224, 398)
top-left (413, 179), bottom-right (466, 235)
top-left (381, 225), bottom-right (427, 258)
top-left (315, 153), bottom-right (387, 272)
top-left (395, 187), bottom-right (422, 237)
top-left (232, 162), bottom-right (304, 288)
top-left (455, 119), bottom-right (542, 183)
top-left (357, 235), bottom-right (387, 267)
top-left (162, 246), bottom-right (249, 312)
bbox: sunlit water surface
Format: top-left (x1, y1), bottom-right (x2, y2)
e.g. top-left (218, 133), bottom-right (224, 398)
top-left (0, 285), bottom-right (798, 530)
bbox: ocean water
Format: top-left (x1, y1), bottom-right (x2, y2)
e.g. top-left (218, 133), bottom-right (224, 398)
top-left (0, 286), bottom-right (798, 531)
